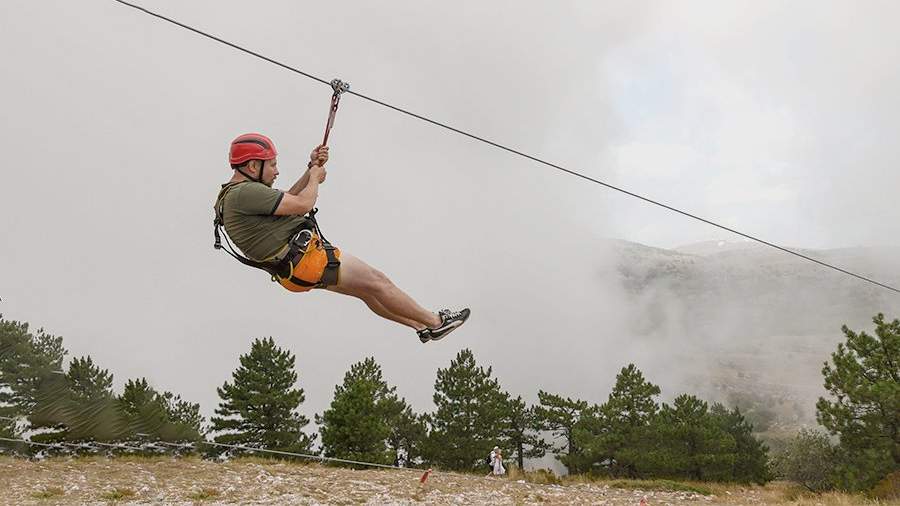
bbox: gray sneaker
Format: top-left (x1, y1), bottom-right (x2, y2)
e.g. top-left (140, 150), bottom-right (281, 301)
top-left (417, 328), bottom-right (433, 343)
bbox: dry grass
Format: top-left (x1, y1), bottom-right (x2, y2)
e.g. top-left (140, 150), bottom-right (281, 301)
top-left (605, 478), bottom-right (714, 495)
top-left (507, 466), bottom-right (562, 485)
top-left (872, 471), bottom-right (900, 500)
top-left (755, 481), bottom-right (900, 505)
top-left (187, 487), bottom-right (221, 501)
top-left (509, 466), bottom-right (900, 505)
top-left (99, 486), bottom-right (136, 501)
top-left (29, 486), bottom-right (64, 500)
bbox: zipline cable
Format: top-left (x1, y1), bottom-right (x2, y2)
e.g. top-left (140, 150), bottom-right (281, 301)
top-left (110, 0), bottom-right (900, 295)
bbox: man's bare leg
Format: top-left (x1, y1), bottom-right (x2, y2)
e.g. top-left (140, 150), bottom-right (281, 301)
top-left (326, 253), bottom-right (441, 329)
top-left (327, 284), bottom-right (423, 330)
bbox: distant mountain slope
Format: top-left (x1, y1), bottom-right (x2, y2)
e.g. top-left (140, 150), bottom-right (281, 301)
top-left (608, 239), bottom-right (900, 337)
top-left (602, 239), bottom-right (900, 430)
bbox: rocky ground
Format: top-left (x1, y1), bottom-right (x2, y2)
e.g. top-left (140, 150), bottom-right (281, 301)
top-left (0, 456), bottom-right (713, 505)
top-left (2, 456), bottom-right (893, 505)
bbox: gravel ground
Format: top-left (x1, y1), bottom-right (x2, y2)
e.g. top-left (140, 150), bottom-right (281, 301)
top-left (0, 456), bottom-right (773, 505)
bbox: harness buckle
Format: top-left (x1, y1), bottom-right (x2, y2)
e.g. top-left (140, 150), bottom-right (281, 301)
top-left (291, 229), bottom-right (314, 252)
top-left (213, 222), bottom-right (223, 249)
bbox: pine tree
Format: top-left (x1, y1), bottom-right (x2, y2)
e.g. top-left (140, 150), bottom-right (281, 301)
top-left (211, 337), bottom-right (314, 454)
top-left (119, 378), bottom-right (169, 438)
top-left (630, 395), bottom-right (736, 481)
top-left (67, 356), bottom-right (113, 402)
top-left (317, 357), bottom-right (395, 465)
top-left (816, 313), bottom-right (900, 491)
top-left (0, 416), bottom-right (15, 439)
top-left (710, 403), bottom-right (771, 484)
top-left (117, 378), bottom-right (200, 442)
top-left (32, 355), bottom-right (121, 443)
top-left (160, 391), bottom-right (203, 434)
top-left (534, 390), bottom-right (588, 473)
top-left (502, 395), bottom-right (548, 469)
top-left (382, 397), bottom-right (427, 467)
top-left (1, 317), bottom-right (69, 448)
top-left (575, 364), bottom-right (661, 477)
top-left (0, 317), bottom-right (66, 416)
top-left (426, 349), bottom-right (509, 471)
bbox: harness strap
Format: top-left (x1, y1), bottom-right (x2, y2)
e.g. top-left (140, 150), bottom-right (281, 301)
top-left (304, 207), bottom-right (341, 288)
top-left (214, 182), bottom-right (306, 280)
top-left (214, 192), bottom-right (339, 288)
top-left (320, 243), bottom-right (340, 286)
top-left (215, 221), bottom-right (296, 279)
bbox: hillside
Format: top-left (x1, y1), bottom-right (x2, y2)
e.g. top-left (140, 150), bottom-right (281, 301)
top-left (604, 239), bottom-right (900, 431)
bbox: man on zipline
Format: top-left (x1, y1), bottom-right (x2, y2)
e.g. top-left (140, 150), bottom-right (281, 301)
top-left (214, 133), bottom-right (470, 343)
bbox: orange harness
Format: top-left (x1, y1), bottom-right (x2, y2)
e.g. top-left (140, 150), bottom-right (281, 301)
top-left (275, 230), bottom-right (342, 292)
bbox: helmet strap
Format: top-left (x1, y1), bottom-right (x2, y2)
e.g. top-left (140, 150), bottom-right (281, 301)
top-left (235, 164), bottom-right (254, 182)
top-left (235, 160), bottom-right (263, 183)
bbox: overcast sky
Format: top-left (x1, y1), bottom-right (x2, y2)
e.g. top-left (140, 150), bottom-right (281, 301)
top-left (2, 1), bottom-right (900, 427)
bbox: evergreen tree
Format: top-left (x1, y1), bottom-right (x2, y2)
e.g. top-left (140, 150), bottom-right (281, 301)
top-left (160, 391), bottom-right (203, 434)
top-left (0, 317), bottom-right (66, 416)
top-left (67, 356), bottom-right (113, 402)
top-left (31, 356), bottom-right (121, 443)
top-left (317, 357), bottom-right (396, 465)
top-left (0, 414), bottom-right (22, 455)
top-left (0, 319), bottom-right (201, 448)
top-left (119, 377), bottom-right (169, 438)
top-left (0, 317), bottom-right (69, 448)
top-left (534, 390), bottom-right (588, 473)
top-left (710, 403), bottom-right (771, 484)
top-left (382, 397), bottom-right (427, 467)
top-left (502, 395), bottom-right (548, 469)
top-left (210, 337), bottom-right (314, 454)
top-left (426, 349), bottom-right (509, 471)
top-left (0, 408), bottom-right (17, 440)
top-left (575, 364), bottom-right (661, 477)
top-left (816, 313), bottom-right (900, 491)
top-left (118, 378), bottom-right (200, 442)
top-left (629, 394), bottom-right (736, 481)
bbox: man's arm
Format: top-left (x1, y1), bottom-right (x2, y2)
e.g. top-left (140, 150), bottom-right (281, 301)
top-left (274, 164), bottom-right (325, 216)
top-left (286, 168), bottom-right (311, 196)
top-left (287, 145), bottom-right (329, 195)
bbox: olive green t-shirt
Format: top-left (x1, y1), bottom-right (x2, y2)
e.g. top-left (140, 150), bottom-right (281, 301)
top-left (216, 182), bottom-right (309, 261)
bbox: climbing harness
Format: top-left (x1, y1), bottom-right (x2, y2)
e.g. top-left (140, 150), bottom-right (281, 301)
top-left (213, 186), bottom-right (341, 291)
top-left (273, 207), bottom-right (341, 292)
top-left (213, 80), bottom-right (349, 290)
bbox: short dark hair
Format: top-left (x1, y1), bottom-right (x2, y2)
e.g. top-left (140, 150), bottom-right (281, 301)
top-left (232, 159), bottom-right (266, 171)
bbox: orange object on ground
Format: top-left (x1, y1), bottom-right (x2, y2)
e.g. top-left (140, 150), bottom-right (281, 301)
top-left (419, 468), bottom-right (433, 484)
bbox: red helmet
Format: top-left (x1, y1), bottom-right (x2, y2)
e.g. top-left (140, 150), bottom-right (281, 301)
top-left (229, 133), bottom-right (278, 165)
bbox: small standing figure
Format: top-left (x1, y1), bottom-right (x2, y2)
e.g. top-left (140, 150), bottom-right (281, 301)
top-left (486, 446), bottom-right (505, 477)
